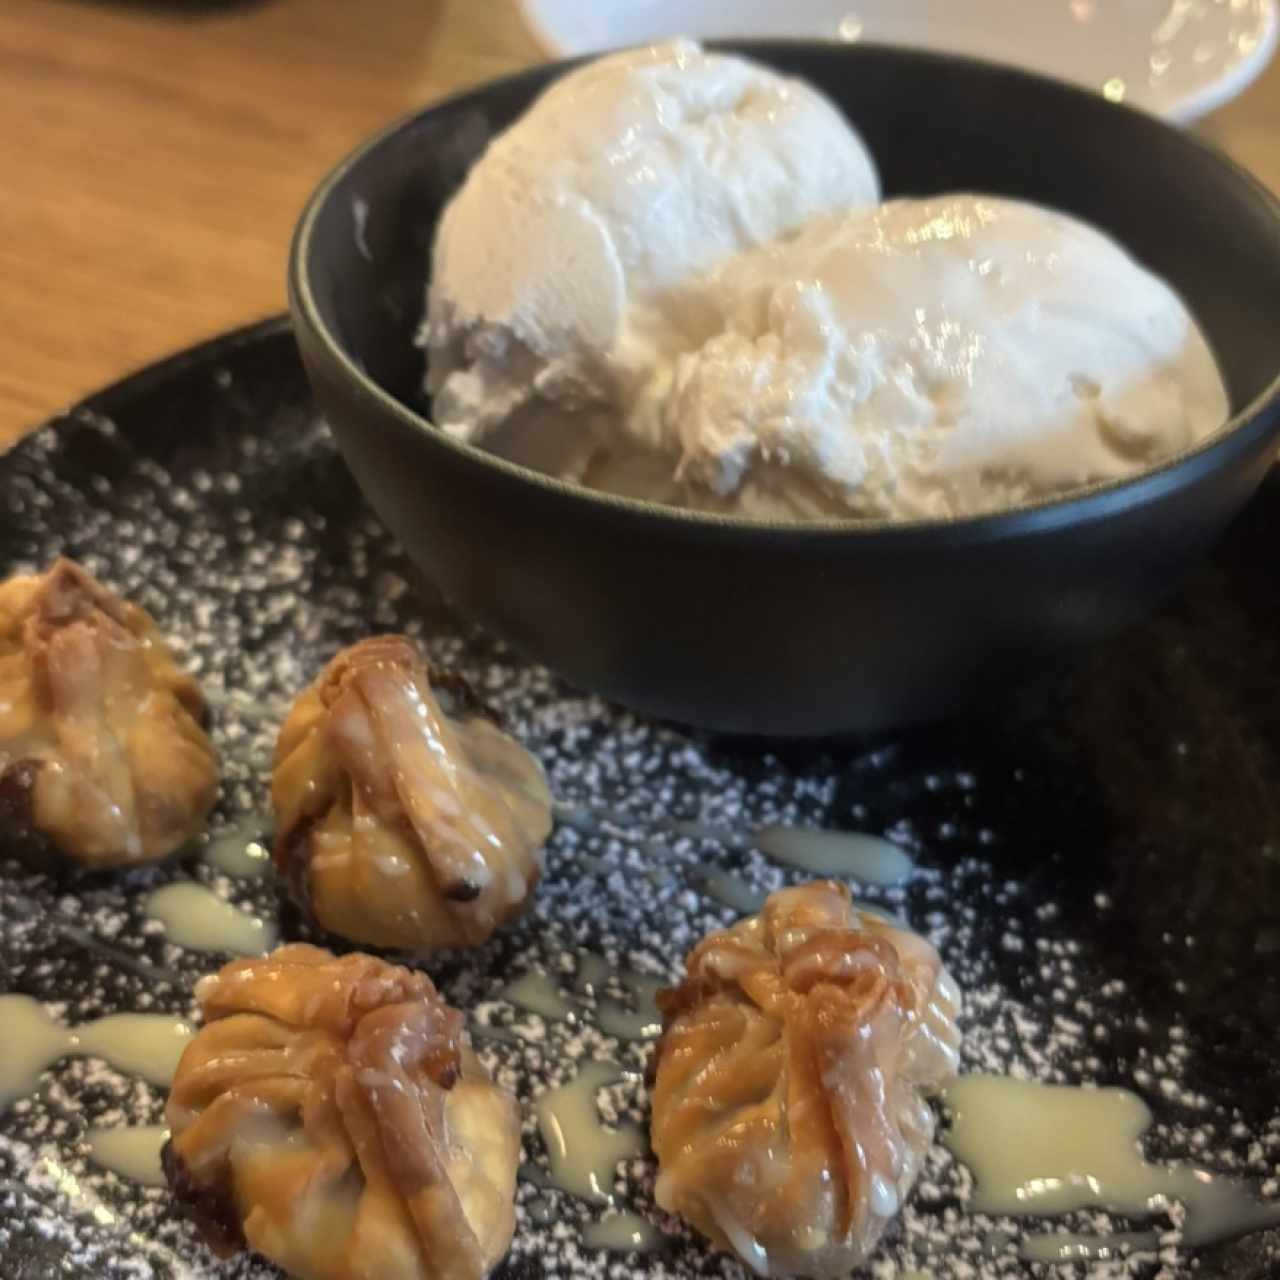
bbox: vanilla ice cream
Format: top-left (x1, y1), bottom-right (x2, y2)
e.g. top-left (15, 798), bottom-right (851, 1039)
top-left (424, 47), bottom-right (1227, 521)
top-left (641, 195), bottom-right (1230, 519)
top-left (422, 39), bottom-right (881, 480)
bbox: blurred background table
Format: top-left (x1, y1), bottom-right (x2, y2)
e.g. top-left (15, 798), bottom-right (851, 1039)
top-left (2, 0), bottom-right (1277, 445)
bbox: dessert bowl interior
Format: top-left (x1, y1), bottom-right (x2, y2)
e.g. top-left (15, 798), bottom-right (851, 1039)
top-left (290, 41), bottom-right (1280, 736)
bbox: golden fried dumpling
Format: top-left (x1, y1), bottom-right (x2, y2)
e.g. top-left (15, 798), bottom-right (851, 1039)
top-left (272, 636), bottom-right (551, 951)
top-left (651, 881), bottom-right (962, 1278)
top-left (163, 943), bottom-right (520, 1280)
top-left (0, 558), bottom-right (216, 868)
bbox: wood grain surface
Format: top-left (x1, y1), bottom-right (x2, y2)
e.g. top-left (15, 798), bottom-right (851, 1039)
top-left (2, 0), bottom-right (1278, 443)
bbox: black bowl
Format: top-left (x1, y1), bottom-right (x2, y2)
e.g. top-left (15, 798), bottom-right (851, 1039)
top-left (289, 42), bottom-right (1280, 737)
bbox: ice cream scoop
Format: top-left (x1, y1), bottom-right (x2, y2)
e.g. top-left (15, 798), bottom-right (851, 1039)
top-left (423, 42), bottom-right (1227, 522)
top-left (422, 38), bottom-right (881, 480)
top-left (645, 194), bottom-right (1230, 519)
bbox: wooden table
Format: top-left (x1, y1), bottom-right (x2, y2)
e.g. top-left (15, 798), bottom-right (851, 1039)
top-left (3, 0), bottom-right (1279, 445)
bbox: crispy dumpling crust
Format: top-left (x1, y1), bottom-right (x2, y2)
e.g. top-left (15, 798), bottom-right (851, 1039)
top-left (0, 558), bottom-right (216, 868)
top-left (164, 943), bottom-right (520, 1280)
top-left (651, 881), bottom-right (962, 1278)
top-left (272, 636), bottom-right (551, 951)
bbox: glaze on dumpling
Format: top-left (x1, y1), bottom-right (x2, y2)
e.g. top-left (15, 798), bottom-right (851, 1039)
top-left (163, 943), bottom-right (520, 1280)
top-left (651, 881), bottom-right (962, 1277)
top-left (271, 636), bottom-right (551, 951)
top-left (0, 558), bottom-right (216, 868)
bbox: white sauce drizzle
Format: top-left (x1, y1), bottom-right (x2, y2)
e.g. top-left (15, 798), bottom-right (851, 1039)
top-left (144, 882), bottom-right (276, 955)
top-left (500, 971), bottom-right (576, 1021)
top-left (0, 995), bottom-right (192, 1107)
top-left (944, 1076), bottom-right (1280, 1255)
top-left (755, 826), bottom-right (914, 884)
top-left (595, 971), bottom-right (663, 1042)
top-left (581, 1211), bottom-right (665, 1252)
top-left (697, 870), bottom-right (766, 914)
top-left (1021, 1229), bottom-right (1159, 1263)
top-left (502, 959), bottom-right (664, 1041)
top-left (573, 951), bottom-right (611, 996)
top-left (86, 1125), bottom-right (168, 1186)
top-left (553, 802), bottom-right (913, 887)
top-left (204, 831), bottom-right (272, 879)
top-left (535, 1061), bottom-right (644, 1205)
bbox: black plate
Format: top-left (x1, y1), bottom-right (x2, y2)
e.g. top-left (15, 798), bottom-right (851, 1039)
top-left (0, 319), bottom-right (1277, 1280)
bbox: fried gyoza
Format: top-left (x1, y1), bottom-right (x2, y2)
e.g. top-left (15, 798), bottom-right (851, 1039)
top-left (163, 944), bottom-right (520, 1280)
top-left (272, 636), bottom-right (551, 951)
top-left (0, 558), bottom-right (216, 868)
top-left (651, 881), bottom-right (962, 1277)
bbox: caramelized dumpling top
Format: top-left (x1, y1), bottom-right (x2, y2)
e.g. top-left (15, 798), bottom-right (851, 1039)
top-left (651, 881), bottom-right (962, 1278)
top-left (0, 558), bottom-right (216, 868)
top-left (164, 943), bottom-right (520, 1280)
top-left (272, 636), bottom-right (552, 952)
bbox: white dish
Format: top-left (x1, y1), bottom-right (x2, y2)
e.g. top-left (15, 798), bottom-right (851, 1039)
top-left (517, 0), bottom-right (1278, 123)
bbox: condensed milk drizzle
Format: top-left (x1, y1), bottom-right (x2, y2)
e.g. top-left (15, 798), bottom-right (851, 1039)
top-left (582, 1211), bottom-right (665, 1253)
top-left (203, 824), bottom-right (272, 879)
top-left (0, 995), bottom-right (193, 1107)
top-left (144, 882), bottom-right (276, 956)
top-left (944, 1075), bottom-right (1280, 1259)
top-left (534, 1060), bottom-right (645, 1205)
top-left (554, 801), bottom-right (914, 888)
top-left (501, 955), bottom-right (664, 1042)
top-left (85, 1125), bottom-right (169, 1186)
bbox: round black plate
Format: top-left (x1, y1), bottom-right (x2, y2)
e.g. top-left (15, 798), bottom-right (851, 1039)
top-left (0, 318), bottom-right (1277, 1280)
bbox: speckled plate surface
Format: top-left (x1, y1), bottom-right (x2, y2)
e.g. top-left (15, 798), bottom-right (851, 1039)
top-left (0, 317), bottom-right (1278, 1280)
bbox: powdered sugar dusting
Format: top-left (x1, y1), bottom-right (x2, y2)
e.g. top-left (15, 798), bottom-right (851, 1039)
top-left (0, 323), bottom-right (1275, 1278)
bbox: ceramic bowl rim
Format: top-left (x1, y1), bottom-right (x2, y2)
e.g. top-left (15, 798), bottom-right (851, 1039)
top-left (289, 39), bottom-right (1280, 542)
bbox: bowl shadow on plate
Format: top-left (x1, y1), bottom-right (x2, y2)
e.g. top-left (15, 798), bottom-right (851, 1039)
top-left (705, 469), bottom-right (1280, 1112)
